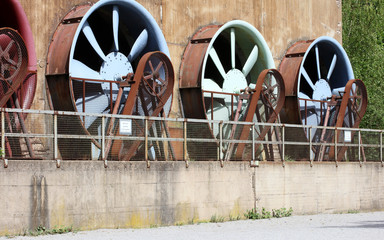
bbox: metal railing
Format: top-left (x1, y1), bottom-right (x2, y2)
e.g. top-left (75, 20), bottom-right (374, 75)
top-left (0, 107), bottom-right (383, 168)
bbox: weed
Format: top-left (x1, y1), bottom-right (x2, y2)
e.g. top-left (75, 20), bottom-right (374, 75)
top-left (27, 225), bottom-right (75, 236)
top-left (245, 207), bottom-right (293, 220)
top-left (229, 214), bottom-right (241, 221)
top-left (347, 209), bottom-right (359, 214)
top-left (210, 215), bottom-right (225, 223)
top-left (272, 207), bottom-right (293, 218)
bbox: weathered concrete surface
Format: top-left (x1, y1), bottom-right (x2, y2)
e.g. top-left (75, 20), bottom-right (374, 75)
top-left (1, 161), bottom-right (383, 235)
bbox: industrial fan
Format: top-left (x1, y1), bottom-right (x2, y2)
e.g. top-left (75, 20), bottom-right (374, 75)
top-left (46, 0), bottom-right (174, 160)
top-left (279, 36), bottom-right (368, 161)
top-left (179, 20), bottom-right (285, 161)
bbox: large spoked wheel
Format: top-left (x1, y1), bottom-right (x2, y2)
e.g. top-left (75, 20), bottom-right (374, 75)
top-left (68, 0), bottom-right (170, 133)
top-left (0, 28), bottom-right (28, 107)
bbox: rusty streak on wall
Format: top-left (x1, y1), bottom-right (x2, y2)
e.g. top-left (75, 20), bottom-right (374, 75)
top-left (18, 0), bottom-right (341, 118)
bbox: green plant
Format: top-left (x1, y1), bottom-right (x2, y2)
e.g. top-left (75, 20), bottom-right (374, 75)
top-left (27, 225), bottom-right (75, 236)
top-left (210, 215), bottom-right (225, 223)
top-left (0, 148), bottom-right (4, 157)
top-left (229, 214), bottom-right (241, 221)
top-left (272, 207), bottom-right (293, 218)
top-left (245, 207), bottom-right (293, 220)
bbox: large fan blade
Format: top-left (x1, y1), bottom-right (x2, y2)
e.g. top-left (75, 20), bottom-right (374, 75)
top-left (326, 54), bottom-right (337, 81)
top-left (231, 28), bottom-right (236, 69)
top-left (113, 5), bottom-right (119, 52)
top-left (207, 100), bottom-right (230, 136)
top-left (70, 59), bottom-right (103, 81)
top-left (301, 67), bottom-right (316, 90)
top-left (242, 45), bottom-right (258, 77)
top-left (76, 93), bottom-right (109, 129)
top-left (298, 92), bottom-right (315, 109)
top-left (82, 21), bottom-right (107, 61)
top-left (332, 87), bottom-right (345, 96)
top-left (203, 78), bottom-right (226, 99)
top-left (128, 29), bottom-right (148, 62)
top-left (209, 47), bottom-right (227, 80)
top-left (315, 45), bottom-right (321, 80)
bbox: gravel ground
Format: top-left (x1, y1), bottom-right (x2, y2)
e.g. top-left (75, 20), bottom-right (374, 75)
top-left (3, 212), bottom-right (384, 240)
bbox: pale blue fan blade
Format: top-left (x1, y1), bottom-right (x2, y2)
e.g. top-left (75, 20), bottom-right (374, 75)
top-left (209, 47), bottom-right (227, 80)
top-left (231, 28), bottom-right (236, 69)
top-left (70, 59), bottom-right (103, 81)
top-left (203, 78), bottom-right (225, 99)
top-left (113, 5), bottom-right (119, 52)
top-left (242, 45), bottom-right (258, 77)
top-left (315, 45), bottom-right (321, 80)
top-left (326, 54), bottom-right (337, 81)
top-left (76, 93), bottom-right (109, 129)
top-left (301, 67), bottom-right (316, 91)
top-left (298, 92), bottom-right (315, 109)
top-left (332, 87), bottom-right (345, 96)
top-left (82, 21), bottom-right (107, 61)
top-left (128, 29), bottom-right (148, 62)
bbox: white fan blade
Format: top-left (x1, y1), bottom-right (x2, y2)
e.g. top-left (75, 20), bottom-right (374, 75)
top-left (301, 67), bottom-right (316, 90)
top-left (203, 78), bottom-right (226, 99)
top-left (231, 28), bottom-right (236, 69)
top-left (82, 21), bottom-right (107, 61)
top-left (315, 45), bottom-right (321, 80)
top-left (76, 93), bottom-right (109, 129)
top-left (113, 5), bottom-right (119, 52)
top-left (70, 59), bottom-right (103, 81)
top-left (326, 54), bottom-right (337, 81)
top-left (242, 45), bottom-right (258, 77)
top-left (209, 47), bottom-right (227, 80)
top-left (206, 101), bottom-right (230, 136)
top-left (332, 87), bottom-right (345, 96)
top-left (298, 92), bottom-right (315, 109)
top-left (128, 29), bottom-right (148, 62)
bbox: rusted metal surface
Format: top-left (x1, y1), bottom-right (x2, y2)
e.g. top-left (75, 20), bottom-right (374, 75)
top-left (333, 79), bottom-right (368, 161)
top-left (46, 3), bottom-right (92, 112)
top-left (110, 51), bottom-right (174, 160)
top-left (234, 69), bottom-right (285, 159)
top-left (1, 0), bottom-right (37, 110)
top-left (279, 40), bottom-right (312, 123)
top-left (179, 25), bottom-right (219, 119)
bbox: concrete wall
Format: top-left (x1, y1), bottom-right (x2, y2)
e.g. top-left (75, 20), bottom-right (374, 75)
top-left (1, 161), bottom-right (383, 235)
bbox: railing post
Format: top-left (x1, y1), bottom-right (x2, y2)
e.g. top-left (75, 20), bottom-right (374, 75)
top-left (252, 123), bottom-right (255, 161)
top-left (145, 118), bottom-right (149, 168)
top-left (183, 120), bottom-right (188, 168)
top-left (1, 110), bottom-right (6, 168)
top-left (54, 113), bottom-right (60, 168)
top-left (335, 127), bottom-right (338, 167)
top-left (219, 121), bottom-right (223, 167)
top-left (358, 130), bottom-right (361, 164)
top-left (1, 110), bottom-right (4, 159)
top-left (282, 125), bottom-right (285, 167)
top-left (309, 126), bottom-right (313, 167)
top-left (102, 115), bottom-right (106, 168)
top-left (380, 131), bottom-right (383, 166)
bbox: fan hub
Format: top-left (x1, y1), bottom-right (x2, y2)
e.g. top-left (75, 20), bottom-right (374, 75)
top-left (223, 69), bottom-right (248, 95)
top-left (100, 52), bottom-right (133, 101)
top-left (312, 79), bottom-right (332, 108)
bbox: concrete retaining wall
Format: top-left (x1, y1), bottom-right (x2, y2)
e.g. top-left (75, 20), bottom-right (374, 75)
top-left (1, 161), bottom-right (383, 235)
